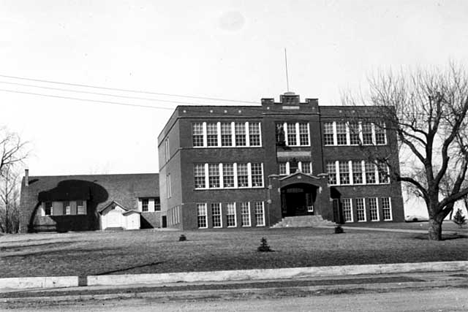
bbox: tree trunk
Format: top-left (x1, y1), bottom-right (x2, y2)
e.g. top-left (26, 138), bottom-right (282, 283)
top-left (428, 218), bottom-right (442, 241)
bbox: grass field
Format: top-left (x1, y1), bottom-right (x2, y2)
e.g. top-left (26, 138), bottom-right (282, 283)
top-left (0, 223), bottom-right (467, 278)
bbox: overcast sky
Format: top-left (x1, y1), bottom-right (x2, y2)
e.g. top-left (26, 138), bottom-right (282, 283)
top-left (1, 0), bottom-right (467, 177)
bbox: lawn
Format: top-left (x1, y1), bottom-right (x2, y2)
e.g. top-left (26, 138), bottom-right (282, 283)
top-left (0, 224), bottom-right (467, 278)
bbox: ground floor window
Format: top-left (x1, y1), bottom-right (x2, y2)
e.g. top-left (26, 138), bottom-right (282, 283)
top-left (197, 203), bottom-right (207, 228)
top-left (368, 198), bottom-right (379, 221)
top-left (342, 198), bottom-right (353, 222)
top-left (381, 197), bottom-right (392, 221)
top-left (356, 198), bottom-right (366, 222)
top-left (241, 202), bottom-right (250, 227)
top-left (254, 201), bottom-right (265, 226)
top-left (226, 203), bottom-right (237, 227)
top-left (42, 200), bottom-right (87, 216)
top-left (212, 203), bottom-right (222, 228)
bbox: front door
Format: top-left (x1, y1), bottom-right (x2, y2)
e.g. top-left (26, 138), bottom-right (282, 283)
top-left (281, 183), bottom-right (317, 217)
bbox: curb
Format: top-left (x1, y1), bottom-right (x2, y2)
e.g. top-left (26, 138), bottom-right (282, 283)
top-left (1, 261), bottom-right (467, 291)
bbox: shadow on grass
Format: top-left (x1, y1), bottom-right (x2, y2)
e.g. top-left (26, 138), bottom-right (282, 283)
top-left (412, 234), bottom-right (468, 241)
top-left (96, 261), bottom-right (165, 275)
top-left (0, 241), bottom-right (75, 253)
top-left (1, 247), bottom-right (123, 258)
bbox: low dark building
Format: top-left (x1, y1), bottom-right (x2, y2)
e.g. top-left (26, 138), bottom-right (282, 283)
top-left (19, 172), bottom-right (160, 233)
top-left (157, 93), bottom-right (405, 230)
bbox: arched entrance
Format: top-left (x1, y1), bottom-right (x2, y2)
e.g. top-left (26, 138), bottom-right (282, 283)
top-left (281, 183), bottom-right (318, 217)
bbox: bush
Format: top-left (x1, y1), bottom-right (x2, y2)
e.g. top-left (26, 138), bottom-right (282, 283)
top-left (257, 237), bottom-right (272, 252)
top-left (453, 209), bottom-right (466, 228)
top-left (179, 234), bottom-right (187, 241)
top-left (335, 224), bottom-right (344, 234)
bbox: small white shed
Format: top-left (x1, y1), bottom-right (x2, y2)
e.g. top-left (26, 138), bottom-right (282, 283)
top-left (100, 201), bottom-right (141, 230)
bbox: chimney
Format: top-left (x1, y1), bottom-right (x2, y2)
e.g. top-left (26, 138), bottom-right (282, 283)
top-left (25, 169), bottom-right (29, 186)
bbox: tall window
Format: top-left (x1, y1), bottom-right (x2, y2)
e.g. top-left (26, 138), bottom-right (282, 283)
top-left (64, 201), bottom-right (71, 215)
top-left (154, 198), bottom-right (161, 211)
top-left (77, 201), bottom-right (86, 215)
top-left (235, 122), bottom-right (246, 146)
top-left (381, 198), bottom-right (392, 221)
top-left (208, 164), bottom-right (220, 188)
top-left (368, 198), bottom-right (379, 221)
top-left (206, 123), bottom-right (218, 147)
top-left (299, 123), bottom-right (310, 145)
top-left (251, 163), bottom-right (263, 187)
top-left (301, 161), bottom-right (312, 174)
top-left (342, 198), bottom-right (353, 222)
top-left (327, 162), bottom-right (337, 185)
top-left (365, 162), bottom-right (377, 184)
top-left (211, 203), bottom-right (222, 228)
top-left (254, 202), bottom-right (265, 226)
top-left (375, 122), bottom-right (387, 145)
top-left (362, 123), bottom-right (373, 145)
top-left (356, 198), bottom-right (366, 222)
top-left (336, 123), bottom-right (347, 145)
top-left (377, 162), bottom-right (390, 184)
top-left (352, 161), bottom-right (363, 184)
top-left (249, 122), bottom-right (261, 146)
top-left (194, 164), bottom-right (206, 189)
top-left (197, 204), bottom-right (207, 228)
top-left (142, 199), bottom-right (149, 212)
top-left (280, 122), bottom-right (310, 146)
top-left (223, 163), bottom-right (234, 187)
top-left (279, 162), bottom-right (287, 175)
top-left (165, 138), bottom-right (170, 162)
top-left (287, 123), bottom-right (297, 146)
top-left (241, 202), bottom-right (250, 227)
top-left (323, 122), bottom-right (334, 145)
top-left (166, 173), bottom-right (172, 198)
top-left (237, 163), bottom-right (249, 187)
top-left (193, 123), bottom-right (204, 147)
top-left (349, 123), bottom-right (360, 145)
top-left (339, 161), bottom-right (350, 185)
top-left (226, 203), bottom-right (236, 227)
top-left (221, 123), bottom-right (232, 146)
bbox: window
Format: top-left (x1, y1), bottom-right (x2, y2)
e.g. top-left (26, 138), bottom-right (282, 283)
top-left (249, 122), bottom-right (261, 146)
top-left (237, 163), bottom-right (249, 187)
top-left (206, 123), bottom-right (218, 147)
top-left (377, 162), bottom-right (390, 184)
top-left (194, 164), bottom-right (206, 189)
top-left (365, 162), bottom-right (377, 184)
top-left (342, 198), bottom-right (353, 222)
top-left (336, 123), bottom-right (348, 145)
top-left (77, 201), bottom-right (86, 215)
top-left (241, 202), bottom-right (250, 227)
top-left (226, 203), bottom-right (236, 227)
top-left (339, 161), bottom-right (350, 185)
top-left (193, 123), bottom-right (204, 147)
top-left (64, 201), bottom-right (71, 215)
top-left (212, 203), bottom-right (222, 228)
top-left (166, 173), bottom-right (172, 198)
top-left (221, 122), bottom-right (232, 146)
top-left (254, 202), bottom-right (265, 226)
top-left (154, 198), bottom-right (161, 211)
top-left (381, 198), bottom-right (392, 221)
top-left (223, 163), bottom-right (234, 187)
top-left (349, 123), bottom-right (360, 145)
top-left (165, 138), bottom-right (170, 161)
top-left (299, 123), bottom-right (310, 145)
top-left (44, 202), bottom-right (52, 216)
top-left (279, 162), bottom-right (287, 175)
top-left (327, 161), bottom-right (337, 185)
top-left (356, 198), bottom-right (366, 222)
top-left (197, 203), bottom-right (207, 228)
top-left (368, 198), bottom-right (379, 221)
top-left (362, 123), bottom-right (373, 145)
top-left (287, 123), bottom-right (297, 146)
top-left (375, 122), bottom-right (387, 145)
top-left (142, 199), bottom-right (149, 212)
top-left (352, 161), bottom-right (363, 184)
top-left (208, 164), bottom-right (220, 188)
top-left (323, 122), bottom-right (334, 145)
top-left (235, 122), bottom-right (246, 146)
top-left (251, 163), bottom-right (263, 187)
top-left (301, 161), bottom-right (312, 174)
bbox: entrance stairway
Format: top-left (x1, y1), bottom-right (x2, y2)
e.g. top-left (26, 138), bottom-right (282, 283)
top-left (271, 215), bottom-right (336, 228)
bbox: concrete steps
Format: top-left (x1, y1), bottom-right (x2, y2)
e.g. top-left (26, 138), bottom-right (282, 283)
top-left (271, 215), bottom-right (336, 228)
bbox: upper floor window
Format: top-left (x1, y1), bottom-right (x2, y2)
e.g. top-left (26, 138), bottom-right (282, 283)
top-left (323, 121), bottom-right (387, 146)
top-left (278, 161), bottom-right (312, 175)
top-left (142, 199), bottom-right (149, 212)
top-left (278, 122), bottom-right (310, 146)
top-left (192, 121), bottom-right (261, 148)
top-left (43, 201), bottom-right (87, 216)
top-left (139, 198), bottom-right (160, 212)
top-left (194, 162), bottom-right (264, 190)
top-left (326, 160), bottom-right (390, 186)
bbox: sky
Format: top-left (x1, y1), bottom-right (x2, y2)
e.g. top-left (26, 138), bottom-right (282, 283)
top-left (1, 0), bottom-right (468, 178)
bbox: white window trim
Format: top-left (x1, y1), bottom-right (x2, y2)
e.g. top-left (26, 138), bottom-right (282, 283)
top-left (227, 203), bottom-right (237, 228)
top-left (255, 201), bottom-right (265, 226)
top-left (382, 197), bottom-right (393, 221)
top-left (193, 121), bottom-right (262, 148)
top-left (343, 198), bottom-right (354, 223)
top-left (212, 203), bottom-right (223, 228)
top-left (368, 197), bottom-right (380, 222)
top-left (241, 202), bottom-right (251, 227)
top-left (356, 198), bottom-right (367, 222)
top-left (323, 121), bottom-right (388, 147)
top-left (197, 203), bottom-right (208, 229)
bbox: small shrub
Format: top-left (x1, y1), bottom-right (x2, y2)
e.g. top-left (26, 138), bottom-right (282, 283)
top-left (179, 234), bottom-right (187, 241)
top-left (453, 209), bottom-right (467, 228)
top-left (257, 237), bottom-right (272, 252)
top-left (334, 224), bottom-right (344, 234)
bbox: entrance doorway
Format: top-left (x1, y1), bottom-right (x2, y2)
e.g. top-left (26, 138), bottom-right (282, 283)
top-left (281, 183), bottom-right (317, 217)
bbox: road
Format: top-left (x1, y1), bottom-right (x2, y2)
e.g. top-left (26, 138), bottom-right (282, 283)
top-left (4, 288), bottom-right (467, 312)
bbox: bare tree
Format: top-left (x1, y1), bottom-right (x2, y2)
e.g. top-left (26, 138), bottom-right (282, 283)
top-left (0, 127), bottom-right (28, 233)
top-left (343, 62), bottom-right (468, 241)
